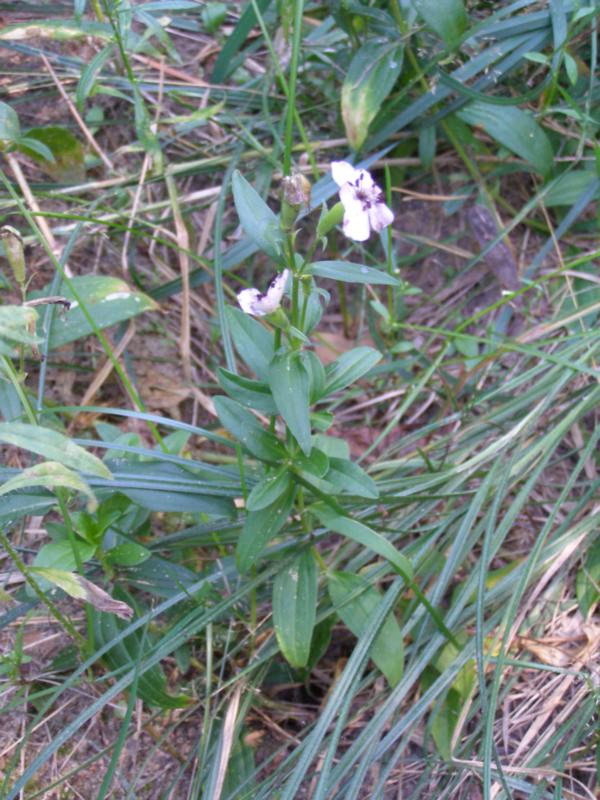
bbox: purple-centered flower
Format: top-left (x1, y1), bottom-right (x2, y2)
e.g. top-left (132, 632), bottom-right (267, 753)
top-left (331, 161), bottom-right (394, 242)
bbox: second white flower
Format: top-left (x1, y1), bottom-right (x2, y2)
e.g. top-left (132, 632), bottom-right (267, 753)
top-left (331, 161), bottom-right (394, 242)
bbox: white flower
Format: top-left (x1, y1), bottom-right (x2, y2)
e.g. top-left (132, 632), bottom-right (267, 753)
top-left (331, 161), bottom-right (394, 242)
top-left (237, 269), bottom-right (289, 316)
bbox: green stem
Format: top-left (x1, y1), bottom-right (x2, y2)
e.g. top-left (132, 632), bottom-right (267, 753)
top-left (384, 164), bottom-right (395, 323)
top-left (299, 281), bottom-right (311, 331)
top-left (269, 328), bottom-right (283, 435)
top-left (1, 356), bottom-right (37, 424)
top-left (291, 275), bottom-right (300, 330)
top-left (57, 491), bottom-right (94, 654)
top-left (338, 281), bottom-right (350, 338)
top-left (283, 0), bottom-right (304, 176)
top-left (249, 0), bottom-right (319, 178)
top-left (0, 528), bottom-right (85, 648)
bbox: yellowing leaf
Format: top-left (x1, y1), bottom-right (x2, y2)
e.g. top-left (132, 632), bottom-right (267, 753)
top-left (30, 568), bottom-right (133, 619)
top-left (341, 41), bottom-right (403, 151)
top-left (0, 461), bottom-right (98, 511)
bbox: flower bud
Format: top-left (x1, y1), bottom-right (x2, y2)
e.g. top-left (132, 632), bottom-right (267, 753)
top-left (316, 201), bottom-right (344, 239)
top-left (283, 172), bottom-right (311, 208)
top-left (281, 172), bottom-right (311, 231)
top-left (0, 225), bottom-right (25, 287)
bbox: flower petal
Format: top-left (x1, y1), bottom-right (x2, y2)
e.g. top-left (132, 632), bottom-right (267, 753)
top-left (368, 201), bottom-right (394, 233)
top-left (261, 268), bottom-right (289, 313)
top-left (353, 168), bottom-right (376, 192)
top-left (236, 269), bottom-right (290, 316)
top-left (338, 183), bottom-right (364, 213)
top-left (237, 288), bottom-right (264, 316)
top-left (338, 185), bottom-right (370, 241)
top-left (331, 161), bottom-right (358, 187)
top-left (343, 210), bottom-right (370, 241)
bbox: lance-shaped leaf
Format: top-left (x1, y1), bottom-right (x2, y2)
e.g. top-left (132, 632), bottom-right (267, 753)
top-left (214, 396), bottom-right (286, 462)
top-left (307, 261), bottom-right (401, 286)
top-left (225, 305), bottom-right (275, 380)
top-left (323, 346), bottom-right (382, 397)
top-left (246, 467), bottom-right (292, 512)
top-left (217, 367), bottom-right (277, 414)
top-left (0, 423), bottom-right (112, 479)
top-left (413, 0), bottom-right (468, 49)
top-left (32, 275), bottom-right (157, 349)
top-left (268, 351), bottom-right (312, 456)
top-left (0, 461), bottom-right (98, 511)
top-left (329, 571), bottom-right (404, 686)
top-left (273, 549), bottom-right (318, 668)
top-left (312, 503), bottom-right (413, 579)
top-left (236, 484), bottom-right (296, 572)
top-left (232, 170), bottom-right (282, 259)
top-left (0, 100), bottom-right (20, 148)
top-left (0, 306), bottom-right (40, 356)
top-left (341, 40), bottom-right (404, 151)
top-left (457, 101), bottom-right (553, 178)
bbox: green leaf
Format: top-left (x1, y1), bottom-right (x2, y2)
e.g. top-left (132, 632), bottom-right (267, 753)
top-left (19, 126), bottom-right (85, 182)
top-left (268, 351), bottom-right (312, 456)
top-left (246, 467), bottom-right (291, 512)
top-left (0, 461), bottom-right (98, 511)
top-left (312, 503), bottom-right (412, 579)
top-left (108, 461), bottom-right (234, 516)
top-left (232, 170), bottom-right (282, 259)
top-left (236, 484), bottom-right (296, 572)
top-left (0, 423), bottom-right (112, 479)
top-left (324, 458), bottom-right (379, 499)
top-left (457, 101), bottom-right (554, 177)
top-left (0, 494), bottom-right (57, 522)
top-left (323, 346), bottom-right (382, 396)
top-left (105, 542), bottom-right (151, 566)
top-left (419, 124), bottom-right (436, 169)
top-left (33, 539), bottom-right (96, 573)
top-left (305, 616), bottom-right (335, 673)
top-left (32, 276), bottom-right (157, 348)
top-left (328, 571), bottom-right (403, 687)
top-left (217, 368), bottom-right (277, 414)
top-left (17, 136), bottom-right (55, 164)
top-left (273, 550), bottom-right (318, 668)
top-left (307, 261), bottom-right (401, 286)
top-left (413, 0), bottom-right (468, 48)
top-left (302, 349), bottom-right (326, 403)
top-left (202, 1), bottom-right (227, 32)
top-left (0, 306), bottom-right (40, 356)
top-left (312, 434), bottom-right (350, 460)
top-left (76, 44), bottom-right (114, 106)
top-left (544, 170), bottom-right (597, 207)
top-left (341, 40), bottom-right (404, 151)
top-left (429, 687), bottom-right (462, 760)
top-left (214, 396), bottom-right (286, 462)
top-left (94, 592), bottom-right (190, 709)
top-left (210, 0), bottom-right (271, 82)
top-left (0, 101), bottom-right (20, 148)
top-left (310, 411), bottom-right (334, 433)
top-left (562, 262), bottom-right (600, 331)
top-left (294, 448), bottom-right (329, 479)
top-left (576, 538), bottom-right (600, 617)
top-left (564, 52), bottom-right (578, 86)
top-left (225, 305), bottom-right (274, 381)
